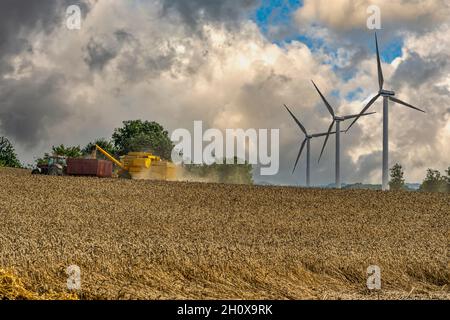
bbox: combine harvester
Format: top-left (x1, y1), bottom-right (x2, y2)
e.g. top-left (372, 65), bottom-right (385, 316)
top-left (31, 144), bottom-right (178, 181)
top-left (94, 144), bottom-right (177, 180)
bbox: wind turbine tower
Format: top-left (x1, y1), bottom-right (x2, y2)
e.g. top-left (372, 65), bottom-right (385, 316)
top-left (347, 34), bottom-right (425, 191)
top-left (284, 104), bottom-right (339, 187)
top-left (311, 81), bottom-right (375, 189)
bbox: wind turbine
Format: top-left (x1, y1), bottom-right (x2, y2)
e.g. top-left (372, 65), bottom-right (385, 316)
top-left (311, 80), bottom-right (376, 189)
top-left (284, 104), bottom-right (339, 187)
top-left (346, 33), bottom-right (426, 191)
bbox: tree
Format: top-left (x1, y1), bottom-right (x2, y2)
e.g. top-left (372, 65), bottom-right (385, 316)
top-left (0, 137), bottom-right (21, 168)
top-left (51, 145), bottom-right (83, 158)
top-left (36, 145), bottom-right (82, 165)
top-left (446, 167), bottom-right (450, 192)
top-left (112, 120), bottom-right (174, 160)
top-left (420, 169), bottom-right (447, 193)
top-left (82, 138), bottom-right (117, 157)
top-left (389, 163), bottom-right (405, 191)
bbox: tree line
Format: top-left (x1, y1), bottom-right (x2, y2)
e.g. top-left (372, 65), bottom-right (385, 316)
top-left (389, 163), bottom-right (450, 193)
top-left (36, 120), bottom-right (173, 163)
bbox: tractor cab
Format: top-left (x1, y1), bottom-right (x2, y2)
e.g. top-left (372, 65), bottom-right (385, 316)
top-left (32, 156), bottom-right (67, 176)
top-left (48, 156), bottom-right (67, 167)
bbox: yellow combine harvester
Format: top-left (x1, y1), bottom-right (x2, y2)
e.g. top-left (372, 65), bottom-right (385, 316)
top-left (94, 144), bottom-right (177, 180)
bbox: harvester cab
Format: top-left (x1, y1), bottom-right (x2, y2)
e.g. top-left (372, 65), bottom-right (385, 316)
top-left (32, 156), bottom-right (67, 176)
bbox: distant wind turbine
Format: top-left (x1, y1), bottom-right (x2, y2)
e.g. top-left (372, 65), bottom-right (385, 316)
top-left (311, 81), bottom-right (376, 189)
top-left (346, 33), bottom-right (426, 191)
top-left (284, 104), bottom-right (340, 187)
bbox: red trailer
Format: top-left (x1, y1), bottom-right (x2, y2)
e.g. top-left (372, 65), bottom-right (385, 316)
top-left (66, 159), bottom-right (113, 178)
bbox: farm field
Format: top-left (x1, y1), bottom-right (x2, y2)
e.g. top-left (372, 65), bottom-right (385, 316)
top-left (0, 167), bottom-right (448, 300)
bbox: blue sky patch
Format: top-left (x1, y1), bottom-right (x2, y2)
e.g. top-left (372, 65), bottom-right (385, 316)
top-left (379, 37), bottom-right (404, 63)
top-left (251, 1), bottom-right (404, 82)
top-left (254, 0), bottom-right (302, 33)
top-left (346, 87), bottom-right (364, 101)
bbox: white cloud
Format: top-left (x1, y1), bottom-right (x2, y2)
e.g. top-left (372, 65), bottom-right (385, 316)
top-left (295, 0), bottom-right (449, 31)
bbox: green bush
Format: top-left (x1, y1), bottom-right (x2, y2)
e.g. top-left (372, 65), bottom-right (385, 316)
top-left (389, 163), bottom-right (405, 191)
top-left (420, 169), bottom-right (448, 193)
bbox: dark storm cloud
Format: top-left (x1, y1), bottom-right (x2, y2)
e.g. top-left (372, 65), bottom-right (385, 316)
top-left (0, 74), bottom-right (70, 146)
top-left (0, 1), bottom-right (89, 69)
top-left (114, 29), bottom-right (134, 43)
top-left (0, 0), bottom-right (90, 145)
top-left (83, 26), bottom-right (206, 82)
top-left (84, 37), bottom-right (119, 71)
top-left (333, 46), bottom-right (370, 80)
top-left (351, 150), bottom-right (382, 181)
top-left (160, 0), bottom-right (260, 28)
top-left (391, 52), bottom-right (448, 89)
top-left (115, 48), bottom-right (178, 82)
top-left (0, 1), bottom-right (52, 72)
top-left (84, 30), bottom-right (152, 73)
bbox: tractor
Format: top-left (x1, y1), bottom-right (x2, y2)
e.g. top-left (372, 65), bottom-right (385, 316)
top-left (31, 156), bottom-right (67, 176)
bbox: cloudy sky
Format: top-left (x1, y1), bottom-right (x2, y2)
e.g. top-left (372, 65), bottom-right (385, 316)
top-left (0, 0), bottom-right (449, 186)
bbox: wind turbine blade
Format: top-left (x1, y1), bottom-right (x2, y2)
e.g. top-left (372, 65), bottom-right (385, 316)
top-left (318, 120), bottom-right (335, 163)
top-left (343, 112), bottom-right (376, 120)
top-left (346, 93), bottom-right (381, 132)
top-left (389, 97), bottom-right (426, 113)
top-left (311, 80), bottom-right (335, 117)
top-left (284, 104), bottom-right (308, 135)
top-left (292, 138), bottom-right (307, 174)
top-left (375, 33), bottom-right (384, 91)
top-left (312, 131), bottom-right (337, 138)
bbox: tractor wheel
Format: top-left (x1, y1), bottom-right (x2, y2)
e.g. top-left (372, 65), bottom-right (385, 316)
top-left (31, 169), bottom-right (41, 175)
top-left (48, 166), bottom-right (63, 176)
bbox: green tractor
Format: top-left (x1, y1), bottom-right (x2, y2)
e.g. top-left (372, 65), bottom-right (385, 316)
top-left (31, 156), bottom-right (67, 176)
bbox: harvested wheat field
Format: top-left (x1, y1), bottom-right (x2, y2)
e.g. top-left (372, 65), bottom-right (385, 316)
top-left (0, 167), bottom-right (448, 300)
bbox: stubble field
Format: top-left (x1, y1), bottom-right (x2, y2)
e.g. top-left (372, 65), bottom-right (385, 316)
top-left (0, 167), bottom-right (448, 300)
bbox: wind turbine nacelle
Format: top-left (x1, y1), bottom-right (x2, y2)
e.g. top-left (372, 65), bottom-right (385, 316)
top-left (380, 89), bottom-right (395, 96)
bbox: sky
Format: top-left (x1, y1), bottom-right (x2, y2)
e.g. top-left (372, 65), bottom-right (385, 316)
top-left (0, 0), bottom-right (449, 186)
